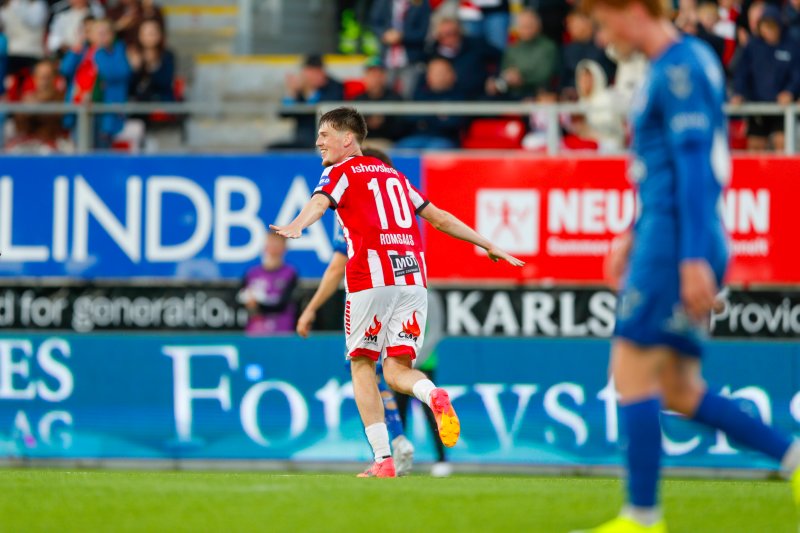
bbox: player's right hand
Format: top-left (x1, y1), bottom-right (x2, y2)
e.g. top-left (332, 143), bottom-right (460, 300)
top-left (296, 309), bottom-right (316, 338)
top-left (680, 259), bottom-right (719, 323)
top-left (605, 232), bottom-right (633, 290)
top-left (487, 247), bottom-right (525, 267)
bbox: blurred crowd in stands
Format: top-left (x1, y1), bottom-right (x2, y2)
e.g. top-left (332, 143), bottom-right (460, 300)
top-left (0, 0), bottom-right (796, 153)
top-left (0, 0), bottom-right (179, 153)
top-left (283, 0), bottom-right (800, 152)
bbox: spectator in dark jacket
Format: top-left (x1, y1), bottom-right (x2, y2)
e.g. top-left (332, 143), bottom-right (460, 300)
top-left (559, 9), bottom-right (615, 100)
top-left (675, 0), bottom-right (726, 64)
top-left (426, 16), bottom-right (500, 99)
top-left (395, 57), bottom-right (466, 149)
top-left (732, 5), bottom-right (800, 151)
top-left (127, 19), bottom-right (175, 103)
top-left (272, 54), bottom-right (345, 149)
top-left (786, 0), bottom-right (800, 43)
top-left (368, 0), bottom-right (431, 98)
top-left (460, 0), bottom-right (512, 51)
top-left (353, 57), bottom-right (407, 146)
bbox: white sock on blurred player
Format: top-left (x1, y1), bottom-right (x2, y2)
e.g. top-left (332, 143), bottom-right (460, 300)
top-left (365, 422), bottom-right (391, 462)
top-left (412, 379), bottom-right (436, 406)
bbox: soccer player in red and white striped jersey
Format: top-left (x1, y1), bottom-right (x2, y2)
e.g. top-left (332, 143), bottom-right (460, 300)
top-left (271, 107), bottom-right (523, 478)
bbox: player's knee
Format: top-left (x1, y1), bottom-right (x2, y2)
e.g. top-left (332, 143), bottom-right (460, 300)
top-left (662, 383), bottom-right (703, 416)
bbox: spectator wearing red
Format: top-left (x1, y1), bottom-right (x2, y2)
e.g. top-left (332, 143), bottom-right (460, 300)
top-left (127, 18), bottom-right (175, 103)
top-left (713, 0), bottom-right (740, 65)
top-left (60, 17), bottom-right (131, 147)
top-left (0, 0), bottom-right (48, 76)
top-left (731, 5), bottom-right (800, 151)
top-left (9, 60), bottom-right (69, 152)
top-left (368, 0), bottom-right (432, 99)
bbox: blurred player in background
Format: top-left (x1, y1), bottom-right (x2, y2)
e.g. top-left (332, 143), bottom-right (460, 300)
top-left (272, 107), bottom-right (523, 478)
top-left (238, 232), bottom-right (298, 335)
top-left (577, 0), bottom-right (800, 531)
top-left (296, 147), bottom-right (416, 476)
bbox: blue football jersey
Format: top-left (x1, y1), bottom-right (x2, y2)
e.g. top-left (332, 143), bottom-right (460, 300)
top-left (628, 36), bottom-right (729, 275)
top-left (615, 37), bottom-right (731, 356)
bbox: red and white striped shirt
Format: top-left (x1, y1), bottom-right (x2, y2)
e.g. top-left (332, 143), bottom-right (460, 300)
top-left (313, 156), bottom-right (429, 293)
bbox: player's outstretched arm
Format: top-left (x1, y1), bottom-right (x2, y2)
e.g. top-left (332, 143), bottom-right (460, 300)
top-left (296, 252), bottom-right (347, 338)
top-left (270, 194), bottom-right (331, 239)
top-left (418, 202), bottom-right (525, 266)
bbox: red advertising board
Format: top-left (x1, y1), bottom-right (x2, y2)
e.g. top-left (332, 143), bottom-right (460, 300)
top-left (422, 155), bottom-right (800, 285)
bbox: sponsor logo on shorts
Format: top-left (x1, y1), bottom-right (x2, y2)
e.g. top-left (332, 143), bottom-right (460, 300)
top-left (398, 311), bottom-right (421, 342)
top-left (364, 315), bottom-right (382, 344)
top-left (390, 254), bottom-right (420, 277)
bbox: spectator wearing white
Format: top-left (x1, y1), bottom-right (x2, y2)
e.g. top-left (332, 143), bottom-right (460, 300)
top-left (573, 59), bottom-right (625, 153)
top-left (605, 44), bottom-right (647, 108)
top-left (0, 0), bottom-right (48, 75)
top-left (47, 0), bottom-right (105, 56)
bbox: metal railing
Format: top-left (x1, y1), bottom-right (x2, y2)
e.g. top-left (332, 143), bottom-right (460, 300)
top-left (1, 101), bottom-right (797, 154)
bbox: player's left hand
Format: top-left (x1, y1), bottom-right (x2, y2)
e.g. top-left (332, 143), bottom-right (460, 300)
top-left (487, 247), bottom-right (525, 267)
top-left (269, 224), bottom-right (301, 239)
top-left (680, 259), bottom-right (719, 322)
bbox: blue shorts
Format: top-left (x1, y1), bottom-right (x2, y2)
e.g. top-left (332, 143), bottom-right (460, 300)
top-left (614, 260), bottom-right (708, 357)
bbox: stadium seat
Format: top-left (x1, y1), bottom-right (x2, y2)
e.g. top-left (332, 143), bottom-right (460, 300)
top-left (729, 118), bottom-right (747, 151)
top-left (343, 79), bottom-right (366, 100)
top-left (461, 118), bottom-right (526, 149)
top-left (562, 134), bottom-right (600, 151)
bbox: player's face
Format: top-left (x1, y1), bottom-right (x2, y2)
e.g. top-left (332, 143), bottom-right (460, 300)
top-left (316, 122), bottom-right (347, 167)
top-left (592, 4), bottom-right (639, 58)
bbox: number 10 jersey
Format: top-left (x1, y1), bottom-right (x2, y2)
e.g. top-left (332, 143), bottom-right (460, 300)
top-left (313, 155), bottom-right (429, 293)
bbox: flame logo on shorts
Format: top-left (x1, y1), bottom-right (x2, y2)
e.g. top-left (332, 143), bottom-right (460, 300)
top-left (401, 312), bottom-right (421, 338)
top-left (365, 315), bottom-right (382, 337)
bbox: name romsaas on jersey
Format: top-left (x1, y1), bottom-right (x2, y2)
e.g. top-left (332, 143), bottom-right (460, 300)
top-left (313, 156), bottom-right (430, 293)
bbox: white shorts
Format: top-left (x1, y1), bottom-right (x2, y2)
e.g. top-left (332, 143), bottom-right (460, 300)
top-left (345, 285), bottom-right (427, 362)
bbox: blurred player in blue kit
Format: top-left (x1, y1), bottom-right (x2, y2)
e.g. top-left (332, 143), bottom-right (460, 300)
top-left (296, 148), bottom-right (416, 476)
top-left (575, 0), bottom-right (800, 530)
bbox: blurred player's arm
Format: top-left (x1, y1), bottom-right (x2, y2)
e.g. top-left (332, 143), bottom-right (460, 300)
top-left (270, 194), bottom-right (331, 239)
top-left (297, 252), bottom-right (347, 338)
top-left (418, 202), bottom-right (525, 266)
top-left (664, 67), bottom-right (722, 320)
top-left (605, 231), bottom-right (633, 290)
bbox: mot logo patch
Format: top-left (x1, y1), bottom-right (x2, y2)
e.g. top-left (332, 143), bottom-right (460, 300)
top-left (476, 189), bottom-right (539, 255)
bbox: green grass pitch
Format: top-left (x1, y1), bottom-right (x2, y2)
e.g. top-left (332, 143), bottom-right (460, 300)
top-left (0, 469), bottom-right (794, 532)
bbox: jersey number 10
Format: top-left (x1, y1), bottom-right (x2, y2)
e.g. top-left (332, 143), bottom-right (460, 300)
top-left (367, 177), bottom-right (413, 230)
